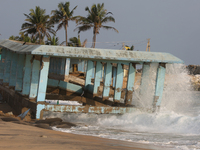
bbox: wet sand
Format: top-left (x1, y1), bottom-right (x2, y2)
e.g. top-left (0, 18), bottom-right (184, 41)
top-left (0, 103), bottom-right (174, 150)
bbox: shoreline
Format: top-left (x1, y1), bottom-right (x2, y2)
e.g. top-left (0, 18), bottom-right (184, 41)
top-left (0, 103), bottom-right (175, 150)
top-left (0, 118), bottom-right (175, 150)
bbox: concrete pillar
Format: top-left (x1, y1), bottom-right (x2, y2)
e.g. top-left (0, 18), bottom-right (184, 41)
top-left (36, 56), bottom-right (50, 119)
top-left (93, 61), bottom-right (102, 96)
top-left (125, 63), bottom-right (136, 105)
top-left (84, 60), bottom-right (94, 92)
top-left (29, 56), bottom-right (41, 99)
top-left (153, 63), bottom-right (166, 112)
top-left (65, 58), bottom-right (70, 76)
top-left (102, 62), bottom-right (112, 101)
top-left (114, 63), bottom-right (124, 103)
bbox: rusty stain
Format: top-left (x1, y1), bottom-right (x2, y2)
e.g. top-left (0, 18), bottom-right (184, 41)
top-left (30, 55), bottom-right (34, 64)
top-left (116, 88), bottom-right (122, 92)
top-left (43, 56), bottom-right (50, 62)
top-left (125, 90), bottom-right (133, 105)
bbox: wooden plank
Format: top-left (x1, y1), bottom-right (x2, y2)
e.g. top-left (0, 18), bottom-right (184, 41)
top-left (36, 56), bottom-right (50, 119)
top-left (0, 48), bottom-right (6, 79)
top-left (9, 53), bottom-right (18, 86)
top-left (153, 63), bottom-right (166, 112)
top-left (22, 55), bottom-right (32, 95)
top-left (29, 57), bottom-right (41, 99)
top-left (3, 51), bottom-right (12, 84)
top-left (102, 62), bottom-right (112, 101)
top-left (125, 63), bottom-right (136, 105)
top-left (93, 61), bottom-right (102, 96)
top-left (15, 54), bottom-right (25, 91)
top-left (114, 63), bottom-right (124, 103)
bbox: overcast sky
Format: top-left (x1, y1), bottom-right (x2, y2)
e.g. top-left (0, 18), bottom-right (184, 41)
top-left (0, 0), bottom-right (199, 65)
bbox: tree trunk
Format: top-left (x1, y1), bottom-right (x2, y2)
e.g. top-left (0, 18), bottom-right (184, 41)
top-left (65, 22), bottom-right (68, 46)
top-left (92, 26), bottom-right (97, 48)
top-left (38, 31), bottom-right (42, 44)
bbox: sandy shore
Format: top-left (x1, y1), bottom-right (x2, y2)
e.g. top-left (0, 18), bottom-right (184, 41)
top-left (0, 103), bottom-right (174, 150)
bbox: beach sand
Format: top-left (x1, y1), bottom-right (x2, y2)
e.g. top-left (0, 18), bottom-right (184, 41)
top-left (0, 103), bottom-right (174, 150)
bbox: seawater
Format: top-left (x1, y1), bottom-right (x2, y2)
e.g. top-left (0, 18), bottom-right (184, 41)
top-left (48, 64), bottom-right (200, 150)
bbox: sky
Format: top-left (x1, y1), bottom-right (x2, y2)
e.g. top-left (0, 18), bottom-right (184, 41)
top-left (0, 0), bottom-right (200, 65)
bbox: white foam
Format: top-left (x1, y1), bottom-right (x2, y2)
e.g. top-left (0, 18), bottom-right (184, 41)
top-left (50, 64), bottom-right (200, 150)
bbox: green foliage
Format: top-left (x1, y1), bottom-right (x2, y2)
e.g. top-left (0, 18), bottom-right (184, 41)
top-left (9, 32), bottom-right (38, 43)
top-left (75, 3), bottom-right (118, 48)
top-left (45, 36), bottom-right (59, 45)
top-left (51, 2), bottom-right (78, 46)
top-left (68, 37), bottom-right (81, 47)
top-left (21, 6), bottom-right (55, 44)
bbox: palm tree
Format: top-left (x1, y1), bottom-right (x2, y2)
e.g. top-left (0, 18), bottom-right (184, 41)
top-left (9, 35), bottom-right (19, 41)
top-left (68, 37), bottom-right (81, 47)
top-left (51, 2), bottom-right (78, 46)
top-left (75, 3), bottom-right (118, 48)
top-left (21, 6), bottom-right (55, 44)
top-left (45, 36), bottom-right (59, 45)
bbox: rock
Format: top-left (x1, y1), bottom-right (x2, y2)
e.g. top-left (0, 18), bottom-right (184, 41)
top-left (0, 111), bottom-right (4, 116)
top-left (55, 122), bottom-right (76, 128)
top-left (6, 112), bottom-right (13, 116)
top-left (55, 124), bottom-right (72, 128)
top-left (50, 121), bottom-right (62, 126)
top-left (35, 118), bottom-right (62, 125)
top-left (190, 75), bottom-right (200, 91)
top-left (40, 135), bottom-right (47, 138)
top-left (35, 123), bottom-right (51, 129)
top-left (1, 117), bottom-right (20, 122)
top-left (187, 65), bottom-right (200, 75)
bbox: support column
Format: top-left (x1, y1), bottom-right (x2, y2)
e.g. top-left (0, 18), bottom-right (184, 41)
top-left (9, 53), bottom-right (18, 87)
top-left (22, 55), bottom-right (32, 95)
top-left (65, 58), bottom-right (70, 76)
top-left (0, 49), bottom-right (7, 80)
top-left (3, 51), bottom-right (12, 84)
top-left (29, 56), bottom-right (41, 99)
top-left (84, 60), bottom-right (94, 92)
top-left (93, 61), bottom-right (102, 96)
top-left (102, 62), bottom-right (112, 101)
top-left (153, 63), bottom-right (166, 112)
top-left (15, 54), bottom-right (25, 91)
top-left (125, 63), bottom-right (136, 105)
top-left (36, 56), bottom-right (50, 119)
top-left (114, 63), bottom-right (124, 103)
